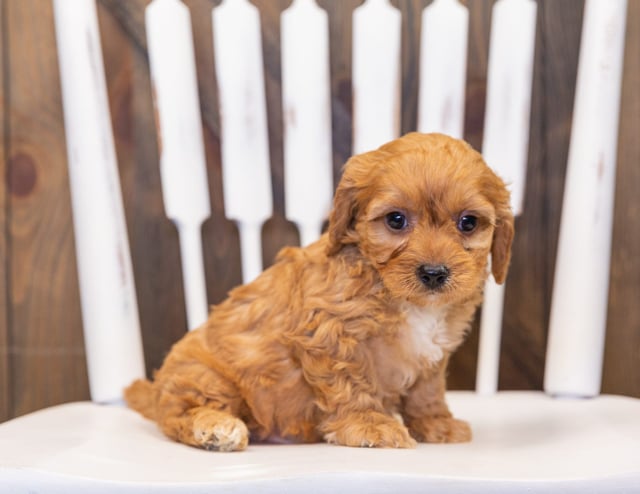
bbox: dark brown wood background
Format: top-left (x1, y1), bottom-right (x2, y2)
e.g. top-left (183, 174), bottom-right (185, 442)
top-left (0, 0), bottom-right (638, 422)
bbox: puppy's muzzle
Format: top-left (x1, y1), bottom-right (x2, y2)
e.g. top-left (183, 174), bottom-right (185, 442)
top-left (417, 264), bottom-right (450, 290)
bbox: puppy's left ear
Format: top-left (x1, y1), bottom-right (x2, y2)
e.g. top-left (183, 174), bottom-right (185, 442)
top-left (491, 207), bottom-right (514, 284)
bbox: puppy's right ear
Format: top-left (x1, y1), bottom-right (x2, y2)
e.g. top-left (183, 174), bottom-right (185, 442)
top-left (326, 156), bottom-right (368, 256)
top-left (326, 179), bottom-right (358, 256)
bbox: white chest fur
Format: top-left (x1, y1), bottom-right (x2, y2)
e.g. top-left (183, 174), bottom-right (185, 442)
top-left (403, 305), bottom-right (451, 364)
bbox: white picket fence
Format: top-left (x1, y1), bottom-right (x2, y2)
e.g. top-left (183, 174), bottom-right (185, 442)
top-left (1, 1), bottom-right (637, 492)
top-left (53, 0), bottom-right (626, 404)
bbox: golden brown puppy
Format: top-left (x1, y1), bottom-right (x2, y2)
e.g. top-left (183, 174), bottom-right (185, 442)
top-left (125, 132), bottom-right (514, 451)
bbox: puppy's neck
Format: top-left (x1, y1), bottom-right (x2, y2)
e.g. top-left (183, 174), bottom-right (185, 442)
top-left (401, 303), bottom-right (453, 365)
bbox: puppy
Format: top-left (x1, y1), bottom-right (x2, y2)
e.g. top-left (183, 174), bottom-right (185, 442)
top-left (125, 132), bottom-right (514, 451)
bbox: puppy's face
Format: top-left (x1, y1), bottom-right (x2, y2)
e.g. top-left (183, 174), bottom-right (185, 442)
top-left (327, 133), bottom-right (514, 307)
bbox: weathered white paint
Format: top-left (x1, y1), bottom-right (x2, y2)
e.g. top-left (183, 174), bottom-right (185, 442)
top-left (417, 0), bottom-right (468, 139)
top-left (4, 1), bottom-right (639, 491)
top-left (52, 0), bottom-right (145, 403)
top-left (476, 0), bottom-right (537, 395)
top-left (352, 0), bottom-right (401, 154)
top-left (545, 0), bottom-right (628, 398)
top-left (477, 277), bottom-right (506, 393)
top-left (281, 0), bottom-right (333, 247)
top-left (3, 392), bottom-right (640, 489)
top-left (146, 0), bottom-right (211, 330)
top-left (482, 0), bottom-right (537, 219)
top-left (213, 0), bottom-right (273, 283)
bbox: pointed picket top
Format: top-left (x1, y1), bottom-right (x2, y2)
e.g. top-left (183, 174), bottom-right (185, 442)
top-left (281, 0), bottom-right (333, 247)
top-left (145, 0), bottom-right (210, 224)
top-left (545, 0), bottom-right (628, 398)
top-left (352, 0), bottom-right (401, 154)
top-left (212, 0), bottom-right (273, 283)
top-left (52, 0), bottom-right (145, 402)
top-left (476, 0), bottom-right (537, 396)
top-left (146, 0), bottom-right (211, 330)
top-left (417, 0), bottom-right (468, 138)
top-left (482, 0), bottom-right (537, 217)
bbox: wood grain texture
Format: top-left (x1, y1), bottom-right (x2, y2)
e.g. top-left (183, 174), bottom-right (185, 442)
top-left (461, 0), bottom-right (492, 152)
top-left (97, 0), bottom-right (190, 374)
top-left (0, 0), bottom-right (10, 423)
top-left (251, 0), bottom-right (300, 268)
top-left (603, 0), bottom-right (640, 397)
top-left (392, 0), bottom-right (430, 135)
top-left (498, 0), bottom-right (585, 391)
top-left (182, 0), bottom-right (244, 306)
top-left (1, 0), bottom-right (639, 422)
top-left (5, 0), bottom-right (88, 417)
top-left (317, 0), bottom-right (362, 183)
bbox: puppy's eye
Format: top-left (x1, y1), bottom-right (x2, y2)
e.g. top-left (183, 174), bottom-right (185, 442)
top-left (385, 212), bottom-right (408, 231)
top-left (457, 215), bottom-right (478, 233)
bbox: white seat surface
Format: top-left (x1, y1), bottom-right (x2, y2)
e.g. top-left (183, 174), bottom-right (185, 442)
top-left (1, 391), bottom-right (639, 493)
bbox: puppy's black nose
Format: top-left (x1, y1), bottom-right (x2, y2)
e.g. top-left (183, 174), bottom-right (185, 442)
top-left (417, 264), bottom-right (450, 290)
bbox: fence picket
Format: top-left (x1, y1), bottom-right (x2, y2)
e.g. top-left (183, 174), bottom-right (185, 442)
top-left (281, 0), bottom-right (333, 247)
top-left (545, 0), bottom-right (628, 398)
top-left (476, 0), bottom-right (537, 395)
top-left (212, 0), bottom-right (273, 283)
top-left (417, 0), bottom-right (468, 138)
top-left (52, 0), bottom-right (145, 402)
top-left (352, 0), bottom-right (401, 154)
top-left (146, 0), bottom-right (211, 330)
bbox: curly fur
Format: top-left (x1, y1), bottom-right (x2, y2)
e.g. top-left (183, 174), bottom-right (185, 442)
top-left (125, 133), bottom-right (514, 451)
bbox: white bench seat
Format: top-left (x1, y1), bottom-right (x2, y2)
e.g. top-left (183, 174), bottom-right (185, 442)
top-left (2, 391), bottom-right (639, 492)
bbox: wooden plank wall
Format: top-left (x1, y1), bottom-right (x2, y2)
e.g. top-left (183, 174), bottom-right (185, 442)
top-left (604, 0), bottom-right (640, 396)
top-left (0, 0), bottom-right (638, 422)
top-left (0, 0), bottom-right (9, 422)
top-left (2, 0), bottom-right (88, 421)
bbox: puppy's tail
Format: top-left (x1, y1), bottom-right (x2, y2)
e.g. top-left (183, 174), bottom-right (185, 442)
top-left (124, 378), bottom-right (156, 421)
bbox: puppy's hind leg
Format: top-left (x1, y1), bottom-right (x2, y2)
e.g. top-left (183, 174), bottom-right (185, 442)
top-left (155, 379), bottom-right (250, 452)
top-left (150, 333), bottom-right (250, 452)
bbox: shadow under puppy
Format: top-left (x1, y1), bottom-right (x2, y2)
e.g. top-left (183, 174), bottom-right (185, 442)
top-left (125, 132), bottom-right (514, 451)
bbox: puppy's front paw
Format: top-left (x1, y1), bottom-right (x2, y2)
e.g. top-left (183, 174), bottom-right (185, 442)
top-left (408, 416), bottom-right (471, 443)
top-left (324, 412), bottom-right (417, 449)
top-left (193, 412), bottom-right (249, 452)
